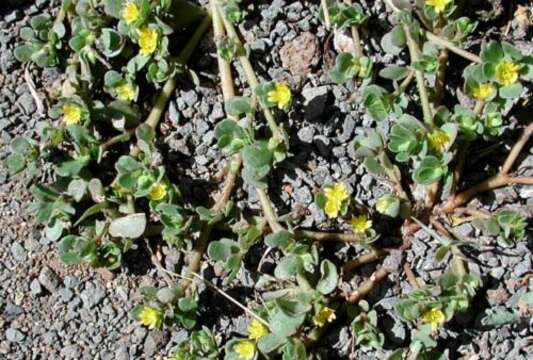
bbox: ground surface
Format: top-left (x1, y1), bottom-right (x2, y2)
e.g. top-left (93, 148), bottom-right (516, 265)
top-left (0, 0), bottom-right (532, 359)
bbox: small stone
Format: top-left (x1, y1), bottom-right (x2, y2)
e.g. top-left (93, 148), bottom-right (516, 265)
top-left (58, 288), bottom-right (74, 303)
top-left (17, 92), bottom-right (37, 115)
top-left (6, 328), bottom-right (25, 343)
top-left (30, 278), bottom-right (43, 296)
top-left (487, 287), bottom-right (509, 305)
top-left (10, 242), bottom-right (27, 261)
top-left (80, 285), bottom-right (106, 309)
top-left (182, 90), bottom-right (198, 107)
top-left (279, 32), bottom-right (320, 76)
top-left (301, 86), bottom-right (329, 120)
top-left (297, 127), bottom-right (315, 143)
top-left (38, 266), bottom-right (60, 293)
top-left (490, 267), bottom-right (505, 279)
top-left (293, 186), bottom-right (312, 204)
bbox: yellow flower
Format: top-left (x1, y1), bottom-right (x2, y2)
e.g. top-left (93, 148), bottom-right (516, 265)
top-left (323, 183), bottom-right (349, 219)
top-left (123, 2), bottom-right (140, 25)
top-left (148, 183), bottom-right (167, 201)
top-left (351, 214), bottom-right (372, 234)
top-left (138, 27), bottom-right (158, 56)
top-left (428, 130), bottom-right (450, 154)
top-left (313, 306), bottom-right (336, 328)
top-left (267, 83), bottom-right (292, 110)
top-left (116, 83), bottom-right (135, 101)
top-left (247, 319), bottom-right (268, 340)
top-left (425, 0), bottom-right (452, 13)
top-left (233, 340), bottom-right (255, 360)
top-left (495, 61), bottom-right (520, 87)
top-left (62, 104), bottom-right (82, 125)
top-left (138, 306), bottom-right (162, 329)
top-left (471, 83), bottom-right (494, 100)
top-left (421, 308), bottom-right (445, 330)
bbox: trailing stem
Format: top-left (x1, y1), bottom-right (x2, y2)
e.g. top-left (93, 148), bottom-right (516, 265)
top-left (342, 249), bottom-right (387, 274)
top-left (345, 0), bottom-right (363, 57)
top-left (441, 123), bottom-right (533, 213)
top-left (131, 15), bottom-right (211, 157)
top-left (403, 25), bottom-right (433, 126)
top-left (217, 3), bottom-right (286, 145)
top-left (345, 267), bottom-right (389, 303)
top-left (179, 5), bottom-right (241, 291)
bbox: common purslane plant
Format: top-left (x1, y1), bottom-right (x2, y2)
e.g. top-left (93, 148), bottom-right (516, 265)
top-left (6, 0), bottom-right (533, 358)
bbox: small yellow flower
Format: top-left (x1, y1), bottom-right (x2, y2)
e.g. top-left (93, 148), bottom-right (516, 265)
top-left (138, 306), bottom-right (162, 329)
top-left (425, 0), bottom-right (452, 13)
top-left (471, 83), bottom-right (495, 100)
top-left (323, 183), bottom-right (349, 219)
top-left (116, 83), bottom-right (136, 101)
top-left (233, 340), bottom-right (255, 360)
top-left (495, 61), bottom-right (520, 87)
top-left (267, 83), bottom-right (292, 110)
top-left (148, 183), bottom-right (167, 201)
top-left (351, 214), bottom-right (372, 234)
top-left (428, 130), bottom-right (450, 154)
top-left (123, 2), bottom-right (140, 25)
top-left (313, 306), bottom-right (336, 328)
top-left (138, 26), bottom-right (158, 56)
top-left (247, 319), bottom-right (268, 340)
top-left (421, 308), bottom-right (445, 330)
top-left (62, 104), bottom-right (82, 125)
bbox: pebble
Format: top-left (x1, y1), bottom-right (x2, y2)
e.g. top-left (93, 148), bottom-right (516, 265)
top-left (301, 86), bottom-right (329, 120)
top-left (6, 328), bottom-right (25, 343)
top-left (38, 267), bottom-right (60, 293)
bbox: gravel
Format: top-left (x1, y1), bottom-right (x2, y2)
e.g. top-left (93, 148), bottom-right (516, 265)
top-left (0, 0), bottom-right (532, 359)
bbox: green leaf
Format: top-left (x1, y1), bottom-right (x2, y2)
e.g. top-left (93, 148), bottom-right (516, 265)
top-left (362, 85), bottom-right (391, 121)
top-left (274, 255), bottom-right (304, 279)
top-left (481, 308), bottom-right (521, 327)
top-left (265, 230), bottom-right (292, 250)
top-left (5, 153), bottom-right (26, 175)
top-left (56, 157), bottom-right (90, 177)
top-left (225, 96), bottom-right (253, 117)
top-left (103, 0), bottom-right (123, 18)
top-left (207, 238), bottom-right (240, 262)
top-left (499, 82), bottom-right (522, 99)
top-left (413, 156), bottom-right (444, 185)
top-left (108, 213), bottom-right (146, 239)
top-left (242, 141), bottom-right (273, 170)
top-left (45, 219), bottom-right (64, 242)
top-left (480, 41), bottom-right (504, 63)
top-left (99, 28), bottom-right (124, 57)
top-left (379, 65), bottom-right (409, 80)
top-left (67, 178), bottom-right (87, 202)
top-left (381, 26), bottom-right (406, 55)
top-left (74, 202), bottom-right (109, 226)
top-left (115, 155), bottom-right (142, 174)
top-left (330, 53), bottom-right (360, 84)
top-left (14, 44), bottom-right (38, 63)
top-left (316, 259), bottom-right (338, 295)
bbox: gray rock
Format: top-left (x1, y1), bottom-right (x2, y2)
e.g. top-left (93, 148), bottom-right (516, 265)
top-left (38, 266), bottom-right (60, 293)
top-left (301, 86), bottom-right (328, 120)
top-left (60, 345), bottom-right (81, 359)
top-left (297, 126), bottom-right (314, 143)
top-left (293, 186), bottom-right (312, 204)
top-left (3, 304), bottom-right (23, 321)
top-left (182, 90), bottom-right (198, 107)
top-left (80, 285), bottom-right (106, 309)
top-left (10, 242), bottom-right (27, 261)
top-left (17, 92), bottom-right (37, 115)
top-left (30, 278), bottom-right (43, 296)
top-left (6, 328), bottom-right (25, 343)
top-left (58, 288), bottom-right (74, 303)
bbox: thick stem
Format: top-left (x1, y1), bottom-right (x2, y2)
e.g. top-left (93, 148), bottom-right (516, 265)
top-left (344, 0), bottom-right (363, 57)
top-left (391, 69), bottom-right (415, 98)
top-left (343, 249), bottom-right (387, 274)
top-left (179, 7), bottom-right (239, 291)
top-left (434, 49), bottom-right (449, 105)
top-left (294, 229), bottom-right (362, 243)
top-left (217, 4), bottom-right (285, 144)
top-left (501, 123), bottom-right (533, 175)
top-left (256, 188), bottom-right (284, 233)
top-left (403, 25), bottom-right (433, 125)
top-left (346, 267), bottom-right (389, 303)
top-left (403, 263), bottom-right (420, 289)
top-left (442, 173), bottom-right (533, 213)
top-left (425, 32), bottom-right (482, 64)
top-left (442, 123), bottom-right (533, 213)
top-left (131, 15), bottom-right (211, 157)
top-left (321, 0), bottom-right (331, 29)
